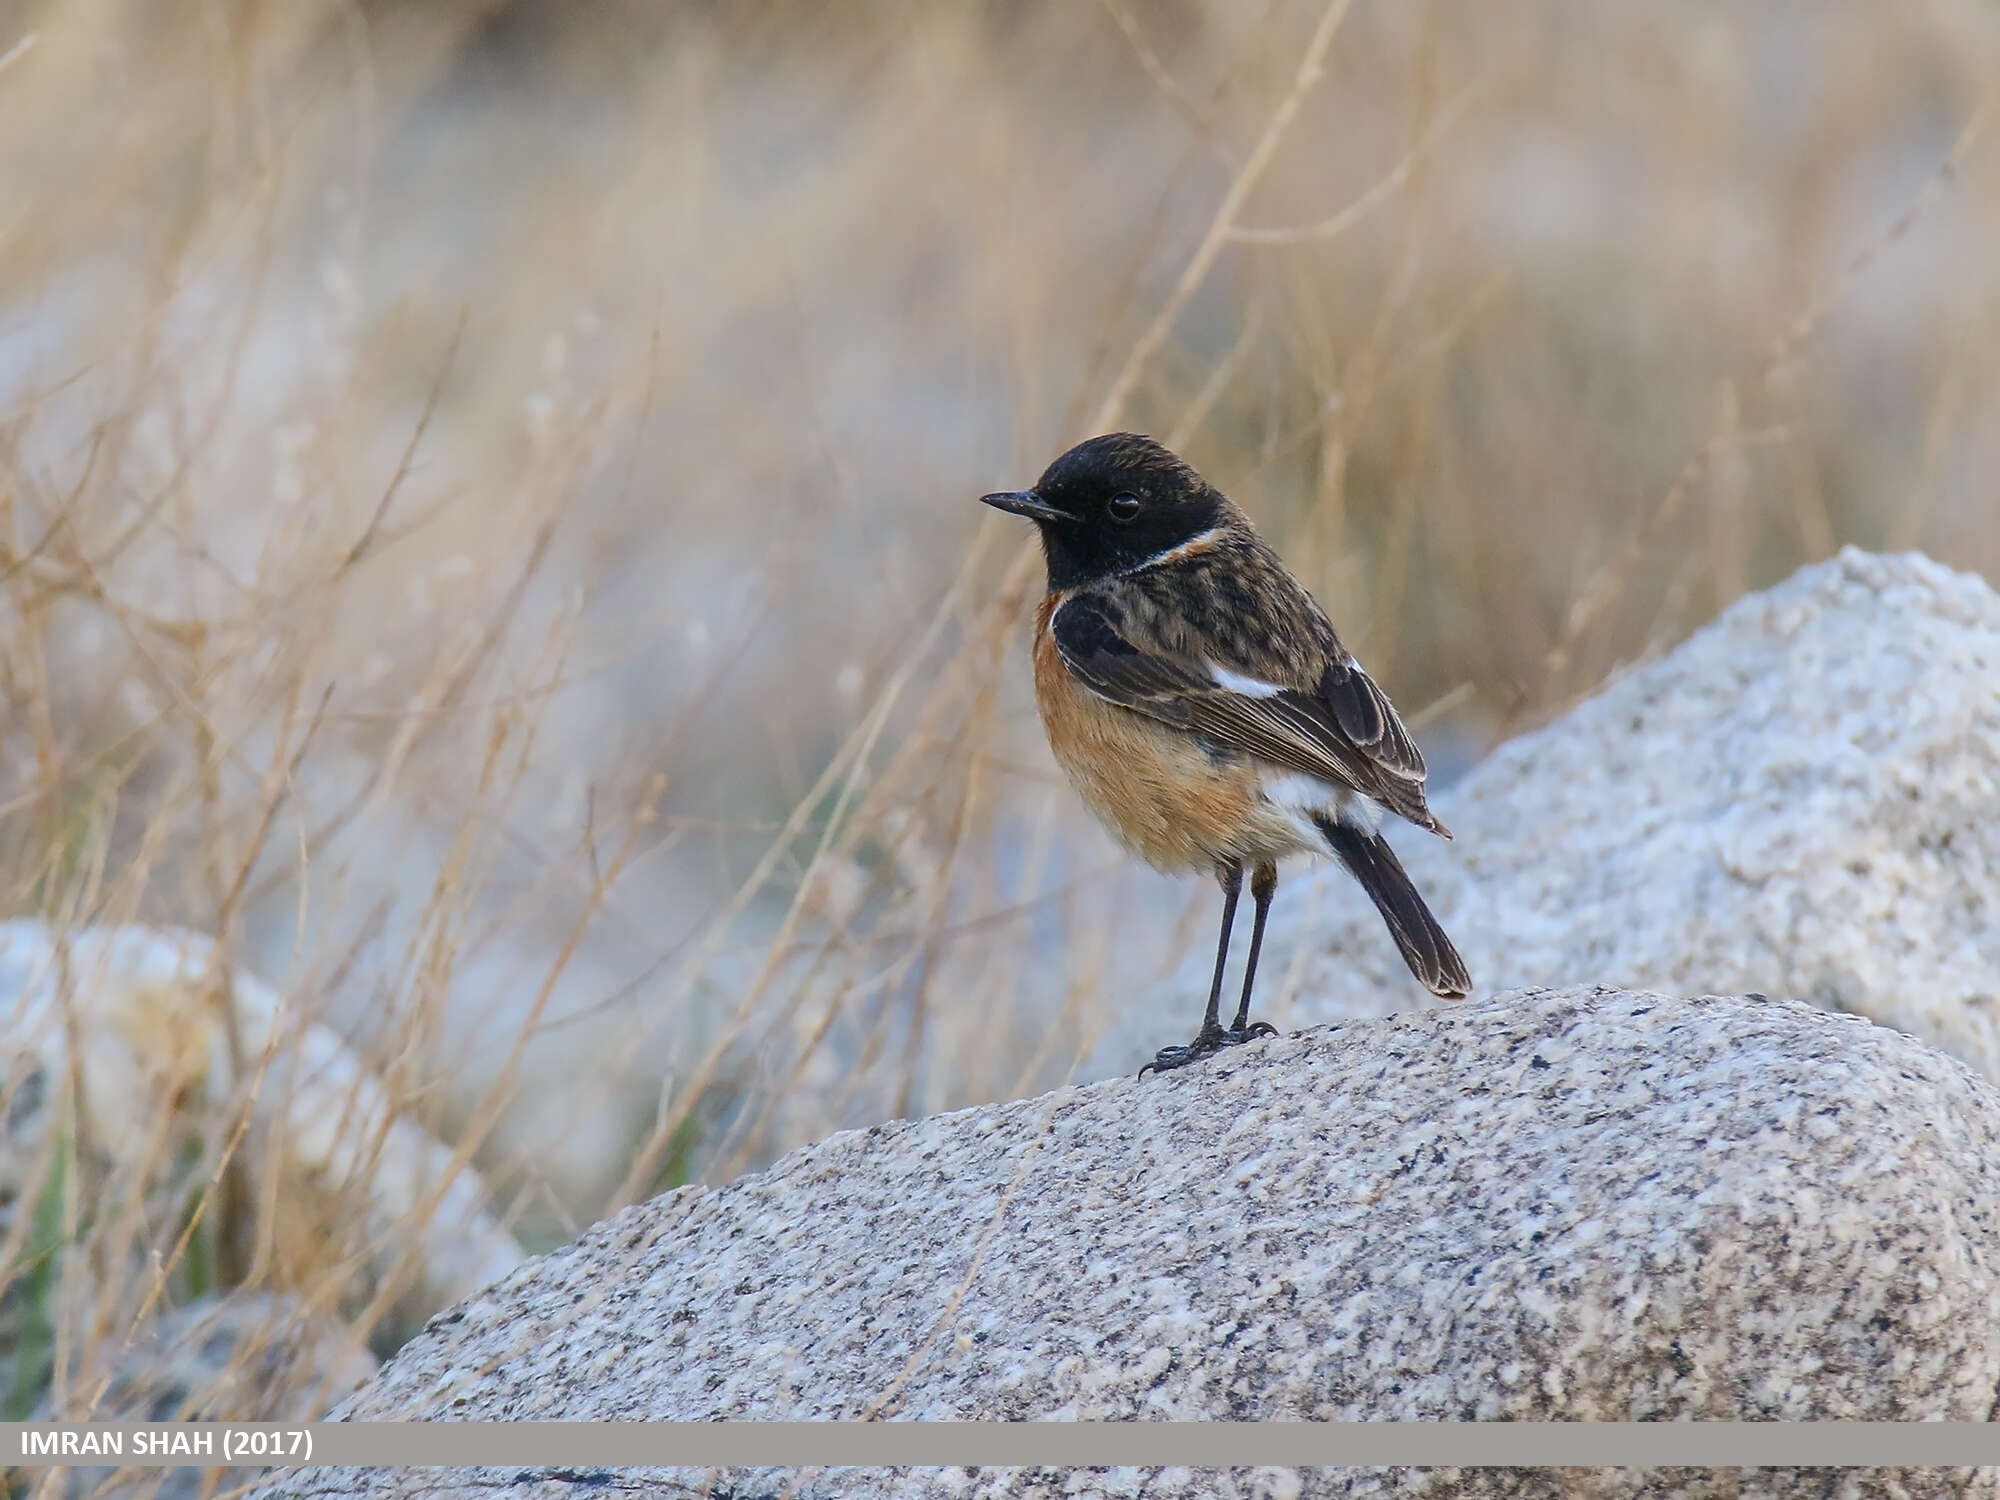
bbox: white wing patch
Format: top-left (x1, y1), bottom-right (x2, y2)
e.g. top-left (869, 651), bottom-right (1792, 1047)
top-left (1207, 662), bottom-right (1286, 699)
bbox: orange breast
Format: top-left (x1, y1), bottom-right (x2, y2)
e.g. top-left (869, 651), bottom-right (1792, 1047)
top-left (1031, 596), bottom-right (1318, 873)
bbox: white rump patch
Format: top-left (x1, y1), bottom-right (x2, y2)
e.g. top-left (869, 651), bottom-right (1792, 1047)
top-left (1257, 773), bottom-right (1383, 852)
top-left (1264, 772), bottom-right (1338, 816)
top-left (1327, 791), bottom-right (1381, 833)
top-left (1208, 662), bottom-right (1286, 699)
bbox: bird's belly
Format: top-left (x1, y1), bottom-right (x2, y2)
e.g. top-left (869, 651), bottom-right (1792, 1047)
top-left (1033, 639), bottom-right (1326, 872)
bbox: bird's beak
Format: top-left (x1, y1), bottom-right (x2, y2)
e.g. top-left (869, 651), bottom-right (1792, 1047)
top-left (978, 490), bottom-right (1071, 524)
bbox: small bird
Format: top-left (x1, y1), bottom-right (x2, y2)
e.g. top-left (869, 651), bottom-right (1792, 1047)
top-left (981, 433), bottom-right (1470, 1074)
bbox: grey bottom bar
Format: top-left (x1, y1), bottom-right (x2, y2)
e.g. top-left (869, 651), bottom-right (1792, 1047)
top-left (9, 1423), bottom-right (1999, 1470)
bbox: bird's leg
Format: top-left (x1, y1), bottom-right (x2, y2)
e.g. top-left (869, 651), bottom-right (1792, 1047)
top-left (1142, 859), bottom-right (1260, 1076)
top-left (1197, 860), bottom-right (1242, 1035)
top-left (1225, 861), bottom-right (1280, 1044)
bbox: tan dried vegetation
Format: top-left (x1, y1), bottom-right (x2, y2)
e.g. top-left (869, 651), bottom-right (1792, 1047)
top-left (0, 0), bottom-right (1995, 1429)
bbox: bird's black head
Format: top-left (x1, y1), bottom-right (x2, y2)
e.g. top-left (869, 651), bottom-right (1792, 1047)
top-left (979, 433), bottom-right (1229, 590)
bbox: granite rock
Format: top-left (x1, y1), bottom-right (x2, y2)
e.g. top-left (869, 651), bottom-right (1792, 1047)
top-left (259, 986), bottom-right (2000, 1499)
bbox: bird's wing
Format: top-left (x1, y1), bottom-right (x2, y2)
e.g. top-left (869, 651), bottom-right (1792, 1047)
top-left (1050, 589), bottom-right (1446, 835)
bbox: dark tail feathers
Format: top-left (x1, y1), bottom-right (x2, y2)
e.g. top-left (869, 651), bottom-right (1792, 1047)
top-left (1312, 813), bottom-right (1472, 999)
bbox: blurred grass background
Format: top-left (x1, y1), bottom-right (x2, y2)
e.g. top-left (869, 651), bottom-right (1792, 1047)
top-left (1, 0), bottom-right (1998, 1419)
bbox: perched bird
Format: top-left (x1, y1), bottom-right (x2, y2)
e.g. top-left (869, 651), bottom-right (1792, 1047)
top-left (981, 433), bottom-right (1470, 1074)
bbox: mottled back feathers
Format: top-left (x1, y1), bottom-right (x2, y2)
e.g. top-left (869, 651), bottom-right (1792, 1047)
top-left (1049, 525), bottom-right (1443, 835)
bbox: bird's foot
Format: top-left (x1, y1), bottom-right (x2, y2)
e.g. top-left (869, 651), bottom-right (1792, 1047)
top-left (1139, 1020), bottom-right (1277, 1077)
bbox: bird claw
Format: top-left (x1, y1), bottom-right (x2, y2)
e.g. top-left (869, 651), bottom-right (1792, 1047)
top-left (1138, 1020), bottom-right (1277, 1077)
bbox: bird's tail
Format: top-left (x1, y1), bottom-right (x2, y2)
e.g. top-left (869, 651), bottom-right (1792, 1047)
top-left (1311, 813), bottom-right (1472, 999)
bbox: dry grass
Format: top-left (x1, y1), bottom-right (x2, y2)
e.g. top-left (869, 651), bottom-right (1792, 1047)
top-left (1, 0), bottom-right (1998, 1429)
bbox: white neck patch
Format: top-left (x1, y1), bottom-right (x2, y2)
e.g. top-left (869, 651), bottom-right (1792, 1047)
top-left (1129, 526), bottom-right (1228, 574)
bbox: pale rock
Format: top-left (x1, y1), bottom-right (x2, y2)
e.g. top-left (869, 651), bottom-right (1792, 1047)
top-left (259, 986), bottom-right (2000, 1500)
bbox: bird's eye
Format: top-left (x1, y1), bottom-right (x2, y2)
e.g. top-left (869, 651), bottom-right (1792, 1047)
top-left (1107, 493), bottom-right (1143, 522)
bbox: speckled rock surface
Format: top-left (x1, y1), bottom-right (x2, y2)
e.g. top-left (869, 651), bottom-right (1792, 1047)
top-left (260, 987), bottom-right (2000, 1499)
top-left (1093, 549), bottom-right (2000, 1084)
